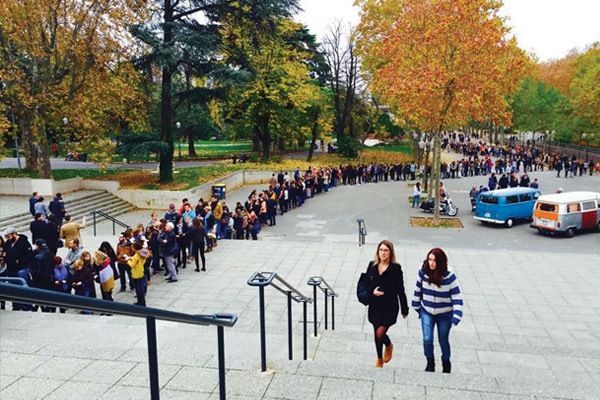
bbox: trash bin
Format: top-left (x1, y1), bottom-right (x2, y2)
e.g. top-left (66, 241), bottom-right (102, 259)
top-left (212, 184), bottom-right (226, 200)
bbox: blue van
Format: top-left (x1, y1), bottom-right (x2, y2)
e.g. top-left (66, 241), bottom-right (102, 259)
top-left (474, 187), bottom-right (542, 228)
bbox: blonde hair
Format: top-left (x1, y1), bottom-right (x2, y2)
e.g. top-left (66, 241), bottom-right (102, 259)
top-left (373, 240), bottom-right (397, 265)
top-left (74, 259), bottom-right (84, 270)
top-left (93, 250), bottom-right (108, 266)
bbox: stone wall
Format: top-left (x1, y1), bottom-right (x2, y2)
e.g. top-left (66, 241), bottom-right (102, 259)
top-left (1, 170), bottom-right (281, 208)
top-left (0, 177), bottom-right (83, 196)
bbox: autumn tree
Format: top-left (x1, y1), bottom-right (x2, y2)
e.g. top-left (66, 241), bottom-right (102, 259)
top-left (538, 52), bottom-right (578, 96)
top-left (0, 0), bottom-right (148, 177)
top-left (357, 0), bottom-right (530, 222)
top-left (570, 45), bottom-right (600, 139)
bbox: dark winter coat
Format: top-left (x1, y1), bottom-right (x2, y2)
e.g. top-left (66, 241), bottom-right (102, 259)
top-left (366, 261), bottom-right (409, 327)
top-left (30, 247), bottom-right (55, 290)
top-left (4, 234), bottom-right (33, 274)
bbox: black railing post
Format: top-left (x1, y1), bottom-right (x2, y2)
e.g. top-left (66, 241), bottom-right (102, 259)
top-left (93, 212), bottom-right (97, 236)
top-left (258, 285), bottom-right (267, 372)
top-left (324, 289), bottom-right (328, 330)
top-left (313, 285), bottom-right (318, 337)
top-left (217, 326), bottom-right (226, 400)
top-left (146, 316), bottom-right (160, 400)
top-left (303, 301), bottom-right (307, 360)
top-left (112, 218), bottom-right (116, 236)
top-left (287, 291), bottom-right (293, 360)
top-left (331, 294), bottom-right (335, 331)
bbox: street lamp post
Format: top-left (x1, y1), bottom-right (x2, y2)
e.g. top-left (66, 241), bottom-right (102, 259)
top-left (1, 81), bottom-right (21, 170)
top-left (10, 112), bottom-right (22, 170)
top-left (418, 137), bottom-right (425, 173)
top-left (176, 122), bottom-right (182, 161)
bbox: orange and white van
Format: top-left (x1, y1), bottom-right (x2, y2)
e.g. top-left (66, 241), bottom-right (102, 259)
top-left (531, 191), bottom-right (600, 237)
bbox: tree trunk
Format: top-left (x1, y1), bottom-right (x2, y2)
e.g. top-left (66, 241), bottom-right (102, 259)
top-left (20, 114), bottom-right (39, 171)
top-left (159, 0), bottom-right (174, 183)
top-left (259, 115), bottom-right (271, 160)
top-left (188, 135), bottom-right (196, 157)
top-left (36, 124), bottom-right (52, 179)
top-left (252, 127), bottom-right (260, 152)
top-left (306, 111), bottom-right (319, 162)
top-left (277, 136), bottom-right (284, 151)
top-left (433, 132), bottom-right (442, 223)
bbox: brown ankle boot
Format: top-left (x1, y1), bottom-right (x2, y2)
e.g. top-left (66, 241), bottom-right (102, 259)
top-left (383, 343), bottom-right (394, 363)
top-left (375, 358), bottom-right (384, 368)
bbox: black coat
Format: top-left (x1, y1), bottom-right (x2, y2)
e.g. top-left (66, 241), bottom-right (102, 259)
top-left (188, 227), bottom-right (206, 245)
top-left (30, 247), bottom-right (54, 290)
top-left (30, 220), bottom-right (48, 243)
top-left (366, 261), bottom-right (409, 326)
top-left (4, 234), bottom-right (33, 274)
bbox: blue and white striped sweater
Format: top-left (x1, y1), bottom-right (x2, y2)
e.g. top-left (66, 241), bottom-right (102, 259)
top-left (412, 269), bottom-right (464, 325)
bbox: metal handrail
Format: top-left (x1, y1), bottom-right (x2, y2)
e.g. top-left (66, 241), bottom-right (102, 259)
top-left (248, 272), bottom-right (312, 303)
top-left (357, 218), bottom-right (367, 246)
top-left (0, 277), bottom-right (29, 286)
top-left (247, 272), bottom-right (312, 372)
top-left (307, 276), bottom-right (338, 334)
top-left (92, 209), bottom-right (130, 236)
top-left (0, 283), bottom-right (236, 400)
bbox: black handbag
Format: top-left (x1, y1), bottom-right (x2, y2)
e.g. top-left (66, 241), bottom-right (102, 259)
top-left (357, 262), bottom-right (373, 306)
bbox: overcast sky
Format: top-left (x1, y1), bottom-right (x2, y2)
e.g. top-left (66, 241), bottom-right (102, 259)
top-left (297, 0), bottom-right (600, 61)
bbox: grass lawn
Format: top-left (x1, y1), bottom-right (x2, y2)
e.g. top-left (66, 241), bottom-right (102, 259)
top-left (0, 149), bottom-right (414, 190)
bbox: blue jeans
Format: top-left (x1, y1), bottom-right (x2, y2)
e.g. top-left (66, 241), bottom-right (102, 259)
top-left (420, 309), bottom-right (452, 362)
top-left (412, 195), bottom-right (420, 208)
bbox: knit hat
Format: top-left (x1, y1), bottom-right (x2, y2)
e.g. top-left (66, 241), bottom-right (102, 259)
top-left (2, 227), bottom-right (17, 236)
top-left (35, 239), bottom-right (47, 247)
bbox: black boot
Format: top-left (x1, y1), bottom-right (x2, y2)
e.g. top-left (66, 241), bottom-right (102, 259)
top-left (442, 360), bottom-right (451, 373)
top-left (425, 358), bottom-right (435, 372)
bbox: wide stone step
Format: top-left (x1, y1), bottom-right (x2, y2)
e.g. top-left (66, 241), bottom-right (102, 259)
top-left (4, 192), bottom-right (135, 233)
top-left (1, 191), bottom-right (113, 226)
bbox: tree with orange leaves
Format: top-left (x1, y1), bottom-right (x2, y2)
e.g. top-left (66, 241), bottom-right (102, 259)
top-left (0, 0), bottom-right (148, 177)
top-left (356, 0), bottom-right (530, 222)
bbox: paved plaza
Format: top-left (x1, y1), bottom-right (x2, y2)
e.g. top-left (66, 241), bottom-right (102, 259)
top-left (1, 170), bottom-right (600, 399)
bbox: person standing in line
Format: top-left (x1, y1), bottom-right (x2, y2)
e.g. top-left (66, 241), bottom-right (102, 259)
top-left (412, 248), bottom-right (463, 373)
top-left (116, 233), bottom-right (134, 292)
top-left (69, 259), bottom-right (94, 314)
top-left (365, 240), bottom-right (409, 368)
top-left (29, 239), bottom-right (55, 312)
top-left (48, 193), bottom-right (66, 226)
top-left (52, 256), bottom-right (70, 313)
top-left (33, 196), bottom-right (49, 219)
top-left (128, 241), bottom-right (150, 305)
top-left (188, 218), bottom-right (206, 272)
top-left (29, 192), bottom-right (39, 217)
top-left (412, 182), bottom-right (421, 208)
top-left (161, 222), bottom-right (178, 283)
top-left (93, 250), bottom-right (115, 302)
top-left (60, 215), bottom-right (86, 246)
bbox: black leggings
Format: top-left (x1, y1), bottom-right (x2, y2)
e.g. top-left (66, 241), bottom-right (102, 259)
top-left (192, 243), bottom-right (205, 270)
top-left (373, 325), bottom-right (391, 358)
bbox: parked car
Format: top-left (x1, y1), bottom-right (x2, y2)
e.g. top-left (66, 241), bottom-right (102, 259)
top-left (531, 191), bottom-right (600, 237)
top-left (474, 187), bottom-right (541, 228)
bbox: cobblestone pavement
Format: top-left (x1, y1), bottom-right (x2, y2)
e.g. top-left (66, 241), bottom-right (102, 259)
top-left (1, 169), bottom-right (599, 399)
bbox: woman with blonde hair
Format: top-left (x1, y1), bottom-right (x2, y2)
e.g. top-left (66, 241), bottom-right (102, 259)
top-left (364, 240), bottom-right (409, 367)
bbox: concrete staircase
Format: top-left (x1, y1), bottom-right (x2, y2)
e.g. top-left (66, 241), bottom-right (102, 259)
top-left (0, 190), bottom-right (136, 233)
